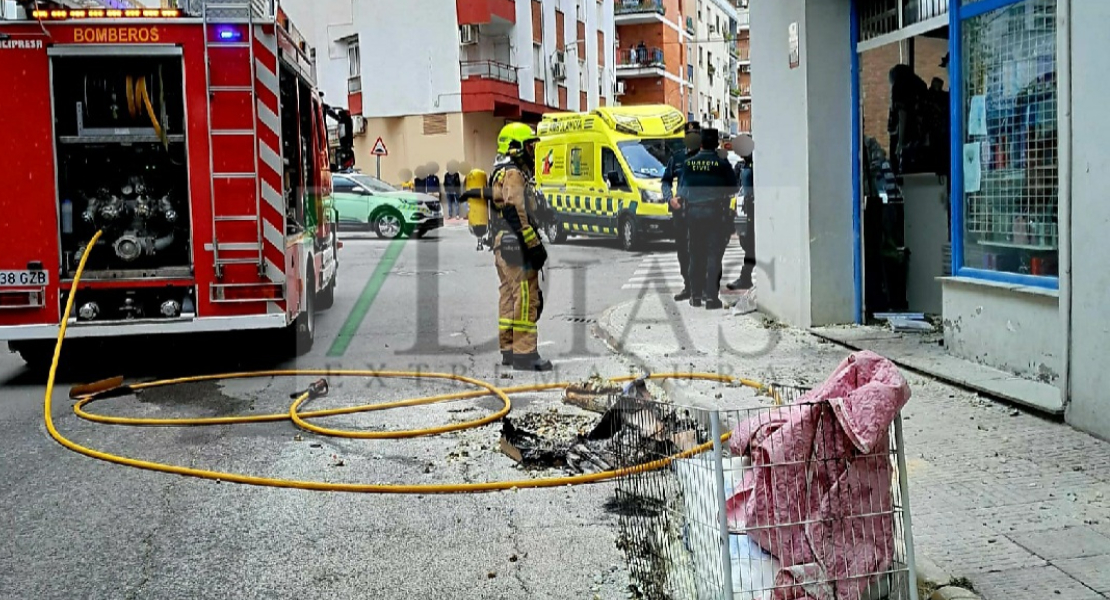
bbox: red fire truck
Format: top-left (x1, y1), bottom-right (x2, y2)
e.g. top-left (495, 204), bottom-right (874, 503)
top-left (0, 0), bottom-right (350, 368)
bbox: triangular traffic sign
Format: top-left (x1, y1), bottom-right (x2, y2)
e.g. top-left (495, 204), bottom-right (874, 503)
top-left (370, 137), bottom-right (388, 156)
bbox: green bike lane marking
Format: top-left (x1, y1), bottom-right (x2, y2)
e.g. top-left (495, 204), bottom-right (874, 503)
top-left (326, 238), bottom-right (406, 357)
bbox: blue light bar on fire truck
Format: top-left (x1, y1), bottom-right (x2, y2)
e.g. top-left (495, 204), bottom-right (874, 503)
top-left (31, 8), bottom-right (182, 19)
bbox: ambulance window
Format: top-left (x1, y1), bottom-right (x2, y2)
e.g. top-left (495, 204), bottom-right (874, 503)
top-left (617, 141), bottom-right (668, 179)
top-left (601, 148), bottom-right (622, 179)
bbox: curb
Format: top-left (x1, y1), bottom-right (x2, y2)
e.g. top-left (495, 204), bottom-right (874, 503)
top-left (591, 300), bottom-right (680, 401)
top-left (915, 555), bottom-right (981, 600)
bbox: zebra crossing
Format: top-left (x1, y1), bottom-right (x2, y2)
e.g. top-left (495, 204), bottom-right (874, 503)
top-left (622, 242), bottom-right (750, 291)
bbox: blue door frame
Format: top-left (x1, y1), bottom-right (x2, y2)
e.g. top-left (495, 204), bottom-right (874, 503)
top-left (850, 0), bottom-right (863, 324)
top-left (848, 0), bottom-right (1058, 327)
top-left (949, 0), bottom-right (1060, 289)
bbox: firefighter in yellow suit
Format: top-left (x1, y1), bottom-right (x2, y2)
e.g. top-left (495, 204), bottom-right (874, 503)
top-left (490, 123), bottom-right (553, 371)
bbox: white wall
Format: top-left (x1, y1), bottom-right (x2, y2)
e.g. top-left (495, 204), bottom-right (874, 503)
top-left (802, 0), bottom-right (854, 325)
top-left (517, 0), bottom-right (540, 103)
top-left (600, 0), bottom-right (616, 106)
top-left (526, 0), bottom-right (614, 111)
top-left (586, 0), bottom-right (617, 109)
top-left (750, 0), bottom-right (810, 325)
top-left (749, 0), bottom-right (854, 327)
top-left (942, 279), bottom-right (1062, 384)
top-left (289, 0), bottom-right (612, 117)
top-left (352, 0), bottom-right (463, 116)
top-left (280, 0), bottom-right (354, 110)
top-left (1066, 0), bottom-right (1110, 439)
top-left (695, 0), bottom-right (738, 129)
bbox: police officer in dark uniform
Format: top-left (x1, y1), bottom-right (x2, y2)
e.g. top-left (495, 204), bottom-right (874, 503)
top-left (661, 121), bottom-right (701, 301)
top-left (676, 128), bottom-right (736, 309)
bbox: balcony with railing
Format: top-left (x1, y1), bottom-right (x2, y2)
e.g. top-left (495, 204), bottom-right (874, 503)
top-left (616, 46), bottom-right (666, 78)
top-left (614, 0), bottom-right (672, 25)
top-left (615, 0), bottom-right (664, 16)
top-left (731, 84), bottom-right (751, 99)
top-left (461, 60), bottom-right (518, 83)
top-left (460, 60), bottom-right (524, 114)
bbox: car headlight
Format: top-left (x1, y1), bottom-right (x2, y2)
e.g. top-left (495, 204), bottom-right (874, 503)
top-left (640, 189), bottom-right (664, 203)
top-left (399, 197), bottom-right (419, 206)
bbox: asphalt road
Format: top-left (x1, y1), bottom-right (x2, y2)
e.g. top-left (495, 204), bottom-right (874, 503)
top-left (0, 222), bottom-right (680, 600)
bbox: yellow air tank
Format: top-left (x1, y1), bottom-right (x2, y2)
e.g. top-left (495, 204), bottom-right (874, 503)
top-left (464, 169), bottom-right (489, 238)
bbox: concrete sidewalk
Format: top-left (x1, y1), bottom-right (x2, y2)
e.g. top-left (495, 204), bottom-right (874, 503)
top-left (595, 292), bottom-right (1110, 600)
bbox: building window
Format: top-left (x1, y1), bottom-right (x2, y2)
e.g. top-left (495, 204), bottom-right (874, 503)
top-left (346, 38), bottom-right (361, 93)
top-left (555, 9), bottom-right (565, 52)
top-left (579, 60), bottom-right (588, 92)
top-left (532, 0), bottom-right (543, 43)
top-left (957, 0), bottom-right (1058, 281)
top-left (533, 42), bottom-right (545, 80)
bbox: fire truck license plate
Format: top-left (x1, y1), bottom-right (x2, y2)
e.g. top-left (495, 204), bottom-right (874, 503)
top-left (0, 270), bottom-right (49, 287)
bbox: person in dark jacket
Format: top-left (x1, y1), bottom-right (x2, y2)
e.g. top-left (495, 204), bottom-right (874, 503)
top-left (661, 121), bottom-right (702, 301)
top-left (727, 134), bottom-right (756, 290)
top-left (444, 161), bottom-right (463, 220)
top-left (675, 128), bottom-right (737, 309)
top-left (423, 162), bottom-right (442, 199)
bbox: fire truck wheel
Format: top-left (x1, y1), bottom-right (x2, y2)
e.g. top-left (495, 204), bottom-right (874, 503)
top-left (15, 341), bottom-right (56, 374)
top-left (293, 274), bottom-right (316, 355)
top-left (316, 277), bottom-right (336, 311)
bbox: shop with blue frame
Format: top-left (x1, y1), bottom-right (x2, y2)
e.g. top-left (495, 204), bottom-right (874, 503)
top-left (849, 0), bottom-right (1060, 323)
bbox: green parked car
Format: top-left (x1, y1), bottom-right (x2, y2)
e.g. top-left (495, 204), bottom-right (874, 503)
top-left (331, 172), bottom-right (444, 239)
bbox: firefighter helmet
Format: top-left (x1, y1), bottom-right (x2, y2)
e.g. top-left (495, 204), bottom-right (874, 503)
top-left (497, 122), bottom-right (539, 156)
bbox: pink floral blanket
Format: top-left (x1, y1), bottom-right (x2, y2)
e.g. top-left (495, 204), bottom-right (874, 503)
top-left (726, 351), bottom-right (911, 600)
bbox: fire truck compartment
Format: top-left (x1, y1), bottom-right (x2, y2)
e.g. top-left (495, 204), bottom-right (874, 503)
top-left (51, 54), bottom-right (191, 278)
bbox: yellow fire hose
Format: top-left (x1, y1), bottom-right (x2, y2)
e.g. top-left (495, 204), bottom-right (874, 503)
top-left (45, 231), bottom-right (766, 494)
top-left (125, 75), bottom-right (164, 140)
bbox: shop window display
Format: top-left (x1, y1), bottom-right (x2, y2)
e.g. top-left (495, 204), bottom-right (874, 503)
top-left (959, 0), bottom-right (1058, 278)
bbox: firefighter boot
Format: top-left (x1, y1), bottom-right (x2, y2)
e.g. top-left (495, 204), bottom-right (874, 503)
top-left (512, 352), bottom-right (553, 372)
top-left (500, 350), bottom-right (513, 366)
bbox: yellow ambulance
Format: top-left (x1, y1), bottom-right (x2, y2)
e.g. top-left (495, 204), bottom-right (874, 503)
top-left (533, 105), bottom-right (687, 251)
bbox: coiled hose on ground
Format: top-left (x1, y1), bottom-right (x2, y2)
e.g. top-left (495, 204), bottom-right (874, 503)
top-left (44, 230), bottom-right (766, 494)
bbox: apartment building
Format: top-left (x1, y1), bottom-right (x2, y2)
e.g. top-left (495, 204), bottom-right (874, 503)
top-left (613, 0), bottom-right (742, 135)
top-left (685, 0), bottom-right (738, 133)
top-left (733, 0), bottom-right (751, 135)
top-left (611, 0), bottom-right (689, 111)
top-left (282, 0), bottom-right (615, 184)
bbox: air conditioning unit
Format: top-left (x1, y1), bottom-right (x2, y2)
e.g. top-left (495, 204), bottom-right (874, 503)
top-left (614, 81), bottom-right (626, 96)
top-left (352, 115), bottom-right (366, 135)
top-left (459, 24), bottom-right (479, 46)
top-left (552, 61), bottom-right (567, 81)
